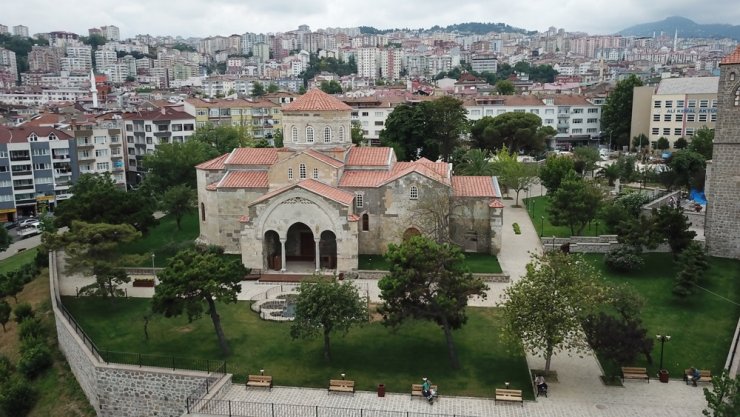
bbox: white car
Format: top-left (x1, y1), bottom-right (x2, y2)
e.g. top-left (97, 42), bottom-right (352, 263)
top-left (19, 218), bottom-right (40, 228)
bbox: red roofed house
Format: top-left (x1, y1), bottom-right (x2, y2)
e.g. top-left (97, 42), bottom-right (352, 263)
top-left (196, 89), bottom-right (503, 273)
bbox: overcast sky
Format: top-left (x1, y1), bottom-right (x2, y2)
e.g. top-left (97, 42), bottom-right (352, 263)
top-left (4, 0), bottom-right (739, 39)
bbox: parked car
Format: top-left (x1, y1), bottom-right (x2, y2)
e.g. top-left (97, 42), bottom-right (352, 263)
top-left (19, 218), bottom-right (39, 228)
top-left (18, 225), bottom-right (41, 239)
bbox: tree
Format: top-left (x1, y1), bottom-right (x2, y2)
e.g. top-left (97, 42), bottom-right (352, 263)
top-left (703, 369), bottom-right (740, 417)
top-left (191, 124), bottom-right (256, 155)
top-left (422, 96), bottom-right (468, 162)
top-left (1, 273), bottom-right (24, 303)
top-left (669, 150), bottom-right (706, 191)
top-left (379, 236), bottom-right (488, 369)
top-left (631, 134), bottom-right (649, 151)
top-left (55, 174), bottom-right (157, 233)
top-left (491, 147), bottom-right (538, 206)
top-left (656, 137), bottom-right (670, 151)
top-left (470, 113), bottom-right (551, 154)
top-left (142, 140), bottom-right (219, 193)
top-left (160, 185), bottom-right (196, 231)
top-left (152, 246), bottom-right (246, 355)
top-left (379, 104), bottom-right (426, 161)
top-left (547, 172), bottom-right (603, 235)
top-left (319, 80), bottom-right (343, 94)
top-left (503, 252), bottom-right (606, 371)
top-left (674, 137), bottom-right (688, 149)
top-left (290, 278), bottom-right (368, 361)
top-left (539, 155), bottom-right (575, 194)
top-left (615, 214), bottom-right (663, 253)
top-left (455, 149), bottom-right (495, 176)
top-left (351, 121), bottom-right (365, 145)
top-left (0, 227), bottom-right (11, 253)
top-left (597, 163), bottom-right (621, 186)
top-left (673, 241), bottom-right (708, 297)
top-left (495, 80), bottom-right (515, 95)
top-left (653, 205), bottom-right (697, 257)
top-left (0, 300), bottom-right (10, 331)
top-left (601, 75), bottom-right (643, 149)
top-left (251, 81), bottom-right (266, 97)
top-left (689, 127), bottom-right (714, 160)
top-left (61, 222), bottom-right (143, 298)
top-left (572, 146), bottom-right (600, 176)
top-left (266, 83), bottom-right (279, 93)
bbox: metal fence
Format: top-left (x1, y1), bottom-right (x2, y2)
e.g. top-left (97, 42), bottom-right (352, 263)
top-left (186, 399), bottom-right (482, 417)
top-left (99, 350), bottom-right (226, 374)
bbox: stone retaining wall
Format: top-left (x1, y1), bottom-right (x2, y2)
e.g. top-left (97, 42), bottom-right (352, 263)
top-left (541, 236), bottom-right (673, 253)
top-left (50, 252), bottom-right (232, 417)
top-left (355, 270), bottom-right (510, 283)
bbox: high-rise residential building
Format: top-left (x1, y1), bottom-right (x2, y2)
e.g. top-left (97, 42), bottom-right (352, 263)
top-left (73, 122), bottom-right (127, 188)
top-left (471, 54), bottom-right (498, 74)
top-left (0, 47), bottom-right (18, 86)
top-left (252, 42), bottom-right (270, 63)
top-left (94, 49), bottom-right (118, 71)
top-left (0, 24), bottom-right (8, 34)
top-left (27, 46), bottom-right (63, 73)
top-left (379, 48), bottom-right (403, 81)
top-left (101, 25), bottom-right (120, 41)
top-left (12, 25), bottom-right (29, 37)
top-left (48, 31), bottom-right (81, 48)
top-left (357, 47), bottom-right (379, 79)
top-left (62, 45), bottom-right (93, 73)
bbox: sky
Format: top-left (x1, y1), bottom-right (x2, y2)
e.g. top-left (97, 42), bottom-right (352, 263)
top-left (3, 0), bottom-right (740, 39)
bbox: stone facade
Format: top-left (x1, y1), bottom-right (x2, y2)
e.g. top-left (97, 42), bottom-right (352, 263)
top-left (705, 49), bottom-right (740, 259)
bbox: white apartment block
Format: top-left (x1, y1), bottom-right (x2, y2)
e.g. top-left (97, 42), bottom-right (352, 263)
top-left (123, 108), bottom-right (196, 177)
top-left (94, 49), bottom-right (118, 71)
top-left (73, 124), bottom-right (127, 188)
top-left (471, 55), bottom-right (498, 74)
top-left (13, 25), bottom-right (29, 37)
top-left (0, 88), bottom-right (90, 106)
top-left (63, 46), bottom-right (93, 73)
top-left (101, 25), bottom-right (120, 41)
top-left (103, 64), bottom-right (131, 84)
top-left (0, 47), bottom-right (18, 85)
top-left (48, 31), bottom-right (81, 49)
top-left (21, 71), bottom-right (89, 88)
top-left (647, 77), bottom-right (718, 147)
top-left (357, 47), bottom-right (379, 79)
top-left (0, 24), bottom-right (8, 34)
top-left (28, 46), bottom-right (63, 73)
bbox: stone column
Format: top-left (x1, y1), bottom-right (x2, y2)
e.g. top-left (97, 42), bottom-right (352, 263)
top-left (280, 238), bottom-right (287, 272)
top-left (314, 238), bottom-right (321, 272)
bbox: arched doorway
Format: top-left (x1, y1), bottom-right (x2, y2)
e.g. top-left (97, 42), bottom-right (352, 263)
top-left (319, 231), bottom-right (337, 269)
top-left (286, 222), bottom-right (315, 272)
top-left (263, 230), bottom-right (281, 270)
top-left (402, 227), bottom-right (421, 241)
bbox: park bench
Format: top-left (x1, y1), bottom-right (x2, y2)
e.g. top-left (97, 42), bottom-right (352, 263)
top-left (328, 379), bottom-right (354, 395)
top-left (411, 383), bottom-right (438, 400)
top-left (621, 366), bottom-right (649, 383)
top-left (494, 388), bottom-right (523, 407)
top-left (246, 374), bottom-right (272, 390)
top-left (684, 369), bottom-right (712, 385)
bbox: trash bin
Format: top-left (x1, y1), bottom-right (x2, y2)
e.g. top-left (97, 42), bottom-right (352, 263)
top-left (659, 369), bottom-right (669, 383)
top-left (377, 384), bottom-right (385, 397)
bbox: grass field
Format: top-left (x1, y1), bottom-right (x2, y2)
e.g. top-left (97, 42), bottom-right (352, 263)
top-left (0, 247), bottom-right (38, 275)
top-left (62, 297), bottom-right (532, 398)
top-left (118, 212), bottom-right (199, 266)
top-left (523, 196), bottom-right (601, 238)
top-left (359, 253), bottom-right (502, 274)
top-left (584, 253), bottom-right (740, 380)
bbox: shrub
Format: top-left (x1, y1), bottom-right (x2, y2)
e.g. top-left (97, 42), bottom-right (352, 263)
top-left (673, 242), bottom-right (708, 297)
top-left (34, 249), bottom-right (49, 268)
top-left (18, 318), bottom-right (46, 342)
top-left (17, 343), bottom-right (52, 378)
top-left (0, 355), bottom-right (13, 383)
top-left (513, 223), bottom-right (521, 234)
top-left (0, 376), bottom-right (37, 416)
top-left (13, 303), bottom-right (34, 324)
top-left (604, 246), bottom-right (644, 273)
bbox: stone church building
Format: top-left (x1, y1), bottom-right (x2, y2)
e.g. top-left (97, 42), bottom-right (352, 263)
top-left (196, 89), bottom-right (503, 272)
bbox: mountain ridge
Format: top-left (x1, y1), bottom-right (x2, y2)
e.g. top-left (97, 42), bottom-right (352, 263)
top-left (618, 16), bottom-right (740, 40)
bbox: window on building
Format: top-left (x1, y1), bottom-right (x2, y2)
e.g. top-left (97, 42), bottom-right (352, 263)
top-left (735, 88), bottom-right (740, 106)
top-left (711, 113), bottom-right (717, 122)
top-left (355, 193), bottom-right (363, 208)
top-left (338, 126), bottom-right (345, 142)
top-left (711, 99), bottom-right (717, 108)
top-left (674, 128), bottom-right (682, 136)
top-left (299, 163), bottom-right (306, 179)
top-left (731, 72), bottom-right (737, 81)
top-left (572, 108), bottom-right (584, 113)
top-left (201, 203), bottom-right (205, 221)
top-left (653, 100), bottom-right (661, 108)
top-left (664, 114), bottom-right (671, 122)
top-left (545, 119), bottom-right (554, 124)
top-left (653, 114), bottom-right (660, 121)
top-left (665, 100), bottom-right (673, 108)
top-left (587, 118), bottom-right (598, 124)
top-left (572, 128), bottom-right (583, 133)
top-left (688, 99), bottom-right (696, 108)
top-left (126, 124), bottom-right (133, 131)
top-left (410, 186), bottom-right (418, 200)
top-left (530, 109), bottom-right (539, 114)
top-left (96, 162), bottom-right (109, 171)
top-left (361, 112), bottom-right (369, 117)
top-left (288, 168), bottom-right (293, 179)
top-left (572, 119), bottom-right (583, 124)
top-left (588, 108), bottom-right (599, 113)
top-left (699, 114), bottom-right (707, 122)
top-left (677, 100), bottom-right (685, 108)
top-left (324, 127), bottom-right (331, 143)
top-left (699, 100), bottom-right (709, 108)
top-left (145, 125), bottom-right (151, 132)
top-left (687, 114), bottom-right (695, 122)
top-left (291, 126), bottom-right (298, 142)
top-left (545, 109), bottom-right (555, 114)
top-left (663, 128), bottom-right (670, 136)
top-left (312, 168), bottom-right (318, 179)
top-left (362, 213), bottom-right (369, 231)
top-left (587, 128), bottom-right (598, 133)
top-left (686, 128), bottom-right (694, 136)
top-left (374, 111), bottom-right (383, 117)
top-left (306, 127), bottom-right (314, 143)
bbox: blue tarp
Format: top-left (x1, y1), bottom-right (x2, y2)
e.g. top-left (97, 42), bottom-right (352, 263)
top-left (690, 188), bottom-right (707, 206)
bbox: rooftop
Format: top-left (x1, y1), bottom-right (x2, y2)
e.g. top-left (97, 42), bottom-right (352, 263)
top-left (282, 89), bottom-right (353, 112)
top-left (720, 45), bottom-right (740, 65)
top-left (655, 77), bottom-right (719, 95)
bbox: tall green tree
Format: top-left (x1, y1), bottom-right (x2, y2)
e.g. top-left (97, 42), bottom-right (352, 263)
top-left (656, 137), bottom-right (670, 151)
top-left (502, 251), bottom-right (607, 371)
top-left (290, 278), bottom-right (368, 361)
top-left (495, 80), bottom-right (515, 95)
top-left (351, 121), bottom-right (365, 146)
top-left (379, 236), bottom-right (488, 369)
top-left (0, 228), bottom-right (11, 253)
top-left (61, 222), bottom-right (143, 298)
top-left (251, 81), bottom-right (266, 97)
top-left (703, 369), bottom-right (740, 417)
top-left (572, 147), bottom-right (600, 176)
top-left (491, 147), bottom-right (538, 206)
top-left (673, 241), bottom-right (707, 297)
top-left (423, 96), bottom-right (468, 162)
top-left (142, 140), bottom-right (219, 193)
top-left (0, 300), bottom-right (10, 331)
top-left (653, 205), bottom-right (697, 257)
top-left (380, 104), bottom-right (426, 161)
top-left (597, 163), bottom-right (621, 186)
top-left (547, 172), bottom-right (603, 235)
top-left (152, 246), bottom-right (246, 355)
top-left (539, 155), bottom-right (575, 194)
top-left (689, 127), bottom-right (714, 160)
top-left (55, 174), bottom-right (157, 233)
top-left (266, 83), bottom-right (279, 93)
top-left (192, 125), bottom-right (255, 155)
top-left (160, 185), bottom-right (196, 231)
top-left (455, 149), bottom-right (495, 176)
top-left (601, 75), bottom-right (644, 149)
top-left (319, 80), bottom-right (343, 94)
top-left (668, 150), bottom-right (706, 191)
top-left (470, 113), bottom-right (552, 154)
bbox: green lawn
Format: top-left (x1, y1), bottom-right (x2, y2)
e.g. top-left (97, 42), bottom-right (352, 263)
top-left (118, 212), bottom-right (199, 266)
top-left (62, 297), bottom-right (531, 398)
top-left (584, 253), bottom-right (740, 380)
top-left (0, 248), bottom-right (38, 274)
top-left (359, 253), bottom-right (502, 274)
top-left (524, 196), bottom-right (602, 238)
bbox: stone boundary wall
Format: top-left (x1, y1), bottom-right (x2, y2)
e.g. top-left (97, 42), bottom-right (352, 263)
top-left (641, 190), bottom-right (706, 229)
top-left (50, 252), bottom-right (233, 417)
top-left (726, 316), bottom-right (740, 377)
top-left (355, 270), bottom-right (510, 283)
top-left (541, 236), bottom-right (673, 253)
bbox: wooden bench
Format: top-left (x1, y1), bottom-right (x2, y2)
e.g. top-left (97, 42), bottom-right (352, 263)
top-left (495, 388), bottom-right (523, 407)
top-left (684, 369), bottom-right (712, 385)
top-left (411, 383), bottom-right (438, 399)
top-left (243, 269), bottom-right (262, 281)
top-left (621, 367), bottom-right (649, 383)
top-left (246, 375), bottom-right (272, 390)
top-left (328, 379), bottom-right (354, 395)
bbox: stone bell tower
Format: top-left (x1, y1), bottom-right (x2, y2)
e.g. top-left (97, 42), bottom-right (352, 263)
top-left (705, 46), bottom-right (740, 259)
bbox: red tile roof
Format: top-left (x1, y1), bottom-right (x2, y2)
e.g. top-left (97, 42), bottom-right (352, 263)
top-left (304, 149), bottom-right (344, 168)
top-left (218, 171), bottom-right (269, 188)
top-left (339, 158), bottom-right (449, 187)
top-left (225, 148), bottom-right (279, 165)
top-left (123, 107), bottom-right (194, 121)
top-left (489, 199), bottom-right (504, 208)
top-left (346, 147), bottom-right (393, 166)
top-left (249, 179), bottom-right (355, 207)
top-left (720, 45), bottom-right (740, 65)
top-left (452, 176), bottom-right (497, 197)
top-left (196, 154), bottom-right (230, 170)
top-left (282, 89), bottom-right (353, 112)
top-left (347, 214), bottom-right (360, 222)
top-left (0, 126), bottom-right (72, 144)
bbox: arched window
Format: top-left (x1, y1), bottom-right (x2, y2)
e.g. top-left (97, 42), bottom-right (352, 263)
top-left (410, 186), bottom-right (418, 200)
top-left (288, 168), bottom-right (293, 179)
top-left (200, 203), bottom-right (206, 221)
top-left (306, 127), bottom-right (314, 143)
top-left (362, 213), bottom-right (369, 231)
top-left (324, 127), bottom-right (332, 143)
top-left (312, 168), bottom-right (319, 179)
top-left (731, 72), bottom-right (736, 81)
top-left (338, 126), bottom-right (345, 142)
top-left (291, 126), bottom-right (298, 142)
top-left (299, 163), bottom-right (306, 179)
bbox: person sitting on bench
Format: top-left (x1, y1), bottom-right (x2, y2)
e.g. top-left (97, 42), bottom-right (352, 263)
top-left (535, 375), bottom-right (548, 394)
top-left (690, 367), bottom-right (701, 387)
top-left (421, 377), bottom-right (435, 403)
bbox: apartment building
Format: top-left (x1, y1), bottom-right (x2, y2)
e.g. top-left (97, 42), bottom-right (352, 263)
top-left (72, 121), bottom-right (126, 188)
top-left (183, 98), bottom-right (281, 140)
top-left (471, 54), bottom-right (498, 74)
top-left (12, 25), bottom-right (29, 38)
top-left (94, 49), bottom-right (118, 71)
top-left (0, 47), bottom-right (17, 87)
top-left (0, 126), bottom-right (75, 220)
top-left (62, 46), bottom-right (93, 73)
top-left (122, 108), bottom-right (196, 180)
top-left (344, 97), bottom-right (405, 145)
top-left (0, 88), bottom-right (90, 106)
top-left (0, 24), bottom-right (8, 35)
top-left (101, 25), bottom-right (120, 42)
top-left (357, 47), bottom-right (379, 79)
top-left (28, 46), bottom-right (64, 73)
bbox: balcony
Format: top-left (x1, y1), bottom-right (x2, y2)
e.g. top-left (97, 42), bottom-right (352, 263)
top-left (77, 141), bottom-right (94, 148)
top-left (13, 185), bottom-right (34, 191)
top-left (9, 155), bottom-right (30, 162)
top-left (52, 154), bottom-right (70, 160)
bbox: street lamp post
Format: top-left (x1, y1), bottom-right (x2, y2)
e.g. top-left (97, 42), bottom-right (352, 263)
top-left (540, 216), bottom-right (544, 238)
top-left (151, 253), bottom-right (156, 285)
top-left (656, 334), bottom-right (671, 382)
top-left (595, 220), bottom-right (599, 236)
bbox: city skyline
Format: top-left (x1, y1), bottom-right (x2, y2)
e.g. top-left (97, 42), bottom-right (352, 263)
top-left (2, 0), bottom-right (740, 39)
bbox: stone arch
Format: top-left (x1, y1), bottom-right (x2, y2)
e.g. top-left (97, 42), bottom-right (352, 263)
top-left (402, 227), bottom-right (421, 241)
top-left (285, 222), bottom-right (315, 271)
top-left (263, 230), bottom-right (281, 270)
top-left (319, 230), bottom-right (337, 269)
top-left (361, 213), bottom-right (369, 231)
